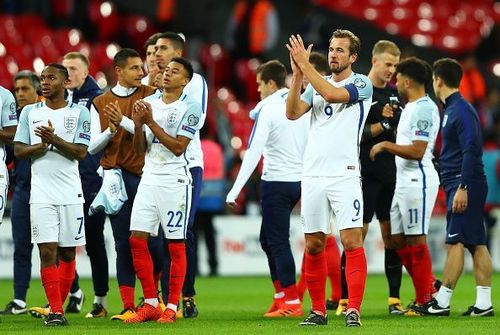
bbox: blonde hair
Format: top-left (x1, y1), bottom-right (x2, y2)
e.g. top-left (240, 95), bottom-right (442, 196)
top-left (372, 40), bottom-right (401, 57)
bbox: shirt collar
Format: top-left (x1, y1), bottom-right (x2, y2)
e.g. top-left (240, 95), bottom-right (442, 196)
top-left (112, 83), bottom-right (138, 97)
top-left (444, 91), bottom-right (461, 108)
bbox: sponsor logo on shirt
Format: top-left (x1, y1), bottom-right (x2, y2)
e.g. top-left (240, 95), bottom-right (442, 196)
top-left (79, 133), bottom-right (90, 140)
top-left (187, 114), bottom-right (199, 126)
top-left (415, 130), bottom-right (429, 137)
top-left (82, 120), bottom-right (90, 132)
top-left (354, 78), bottom-right (366, 89)
top-left (182, 125), bottom-right (196, 134)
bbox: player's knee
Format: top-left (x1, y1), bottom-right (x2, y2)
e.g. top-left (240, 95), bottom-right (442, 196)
top-left (340, 228), bottom-right (363, 250)
top-left (305, 238), bottom-right (325, 254)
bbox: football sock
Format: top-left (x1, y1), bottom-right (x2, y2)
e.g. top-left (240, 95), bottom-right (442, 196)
top-left (345, 247), bottom-right (367, 312)
top-left (167, 242), bottom-right (187, 306)
top-left (94, 295), bottom-right (107, 309)
top-left (13, 299), bottom-right (26, 308)
top-left (272, 279), bottom-right (282, 294)
top-left (340, 251), bottom-right (348, 299)
top-left (296, 254), bottom-right (307, 300)
top-left (144, 298), bottom-right (159, 307)
top-left (283, 284), bottom-right (299, 304)
top-left (396, 246), bottom-right (413, 276)
top-left (119, 285), bottom-right (135, 310)
top-left (409, 244), bottom-right (433, 304)
top-left (41, 265), bottom-right (63, 314)
top-left (435, 286), bottom-right (453, 308)
top-left (305, 251), bottom-right (327, 314)
top-left (475, 286), bottom-right (492, 309)
top-left (325, 235), bottom-right (341, 302)
top-left (385, 248), bottom-right (402, 299)
top-left (58, 259), bottom-right (76, 305)
top-left (69, 288), bottom-right (82, 299)
top-left (129, 236), bottom-right (157, 300)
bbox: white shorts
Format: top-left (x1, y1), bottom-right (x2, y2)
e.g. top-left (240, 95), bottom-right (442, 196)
top-left (30, 203), bottom-right (86, 247)
top-left (130, 180), bottom-right (191, 240)
top-left (390, 185), bottom-right (439, 236)
top-left (301, 176), bottom-right (363, 234)
top-left (0, 162), bottom-right (8, 223)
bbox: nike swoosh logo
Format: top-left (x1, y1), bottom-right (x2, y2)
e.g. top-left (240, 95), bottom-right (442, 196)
top-left (168, 229), bottom-right (179, 233)
top-left (351, 217), bottom-right (361, 222)
top-left (447, 233), bottom-right (459, 238)
top-left (74, 236), bottom-right (84, 240)
top-left (428, 306), bottom-right (448, 314)
top-left (371, 101), bottom-right (378, 106)
top-left (32, 120), bottom-right (43, 124)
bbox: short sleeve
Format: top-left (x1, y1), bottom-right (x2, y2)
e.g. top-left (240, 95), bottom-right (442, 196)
top-left (13, 105), bottom-right (32, 144)
top-left (74, 106), bottom-right (91, 146)
top-left (410, 102), bottom-right (435, 142)
top-left (1, 88), bottom-right (17, 127)
top-left (300, 83), bottom-right (314, 107)
top-left (344, 75), bottom-right (373, 103)
top-left (177, 99), bottom-right (202, 139)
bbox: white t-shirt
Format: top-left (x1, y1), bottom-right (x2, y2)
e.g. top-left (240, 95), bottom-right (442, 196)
top-left (395, 95), bottom-right (440, 188)
top-left (226, 88), bottom-right (309, 203)
top-left (300, 73), bottom-right (373, 177)
top-left (183, 73), bottom-right (208, 169)
top-left (141, 93), bottom-right (202, 186)
top-left (14, 102), bottom-right (91, 204)
top-left (0, 86), bottom-right (18, 162)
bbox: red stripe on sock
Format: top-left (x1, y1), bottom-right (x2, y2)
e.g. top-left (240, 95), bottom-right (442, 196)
top-left (129, 236), bottom-right (157, 299)
top-left (119, 285), bottom-right (135, 310)
top-left (167, 242), bottom-right (187, 306)
top-left (345, 247), bottom-right (367, 312)
top-left (41, 265), bottom-right (63, 314)
top-left (58, 259), bottom-right (76, 305)
top-left (305, 251), bottom-right (327, 314)
top-left (325, 235), bottom-right (341, 302)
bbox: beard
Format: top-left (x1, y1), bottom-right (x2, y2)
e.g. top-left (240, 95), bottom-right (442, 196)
top-left (330, 62), bottom-right (349, 74)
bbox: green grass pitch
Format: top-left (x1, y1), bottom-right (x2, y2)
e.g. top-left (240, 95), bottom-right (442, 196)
top-left (0, 273), bottom-right (498, 334)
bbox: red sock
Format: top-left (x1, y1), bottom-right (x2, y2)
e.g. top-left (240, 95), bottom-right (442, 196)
top-left (345, 247), bottom-right (367, 312)
top-left (58, 259), bottom-right (76, 305)
top-left (119, 285), bottom-right (135, 310)
top-left (272, 279), bottom-right (282, 294)
top-left (296, 253), bottom-right (307, 301)
top-left (396, 246), bottom-right (413, 276)
top-left (283, 284), bottom-right (299, 303)
top-left (305, 251), bottom-right (327, 314)
top-left (129, 236), bottom-right (156, 300)
top-left (410, 244), bottom-right (433, 304)
top-left (325, 236), bottom-right (341, 302)
top-left (167, 242), bottom-right (187, 307)
top-left (41, 265), bottom-right (63, 314)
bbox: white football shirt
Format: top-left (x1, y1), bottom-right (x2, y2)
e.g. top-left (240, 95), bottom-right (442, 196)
top-left (14, 102), bottom-right (90, 204)
top-left (300, 73), bottom-right (373, 177)
top-left (141, 93), bottom-right (202, 186)
top-left (0, 86), bottom-right (18, 163)
top-left (395, 95), bottom-right (440, 188)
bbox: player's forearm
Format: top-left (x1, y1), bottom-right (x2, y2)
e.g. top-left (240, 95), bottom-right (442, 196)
top-left (14, 142), bottom-right (47, 159)
top-left (381, 141), bottom-right (425, 160)
top-left (132, 127), bottom-right (147, 154)
top-left (286, 76), bottom-right (304, 120)
top-left (0, 126), bottom-right (17, 145)
top-left (50, 136), bottom-right (87, 161)
top-left (299, 62), bottom-right (349, 103)
top-left (147, 121), bottom-right (187, 156)
top-left (361, 123), bottom-right (385, 142)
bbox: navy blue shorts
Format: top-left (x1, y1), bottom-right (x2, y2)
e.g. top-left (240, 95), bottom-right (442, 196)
top-left (444, 180), bottom-right (487, 246)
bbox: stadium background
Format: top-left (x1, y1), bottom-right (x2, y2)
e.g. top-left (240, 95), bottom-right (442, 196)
top-left (0, 0), bottom-right (499, 278)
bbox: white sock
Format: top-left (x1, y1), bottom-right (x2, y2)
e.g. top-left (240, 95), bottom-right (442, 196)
top-left (70, 289), bottom-right (82, 299)
top-left (435, 286), bottom-right (453, 308)
top-left (274, 292), bottom-right (284, 299)
top-left (166, 303), bottom-right (177, 311)
top-left (13, 299), bottom-right (26, 308)
top-left (285, 299), bottom-right (300, 305)
top-left (475, 286), bottom-right (492, 309)
top-left (144, 298), bottom-right (159, 307)
top-left (94, 295), bottom-right (107, 308)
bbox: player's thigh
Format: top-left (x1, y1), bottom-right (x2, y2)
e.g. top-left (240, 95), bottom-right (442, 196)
top-left (30, 204), bottom-right (61, 244)
top-left (130, 183), bottom-right (161, 236)
top-left (160, 182), bottom-right (192, 240)
top-left (362, 179), bottom-right (382, 224)
top-left (301, 177), bottom-right (331, 234)
top-left (328, 176), bottom-right (363, 231)
top-left (390, 192), bottom-right (404, 235)
top-left (399, 186), bottom-right (438, 236)
top-left (59, 203), bottom-right (86, 247)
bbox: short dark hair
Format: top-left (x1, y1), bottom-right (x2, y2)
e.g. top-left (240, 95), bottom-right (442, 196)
top-left (171, 57), bottom-right (193, 81)
top-left (144, 32), bottom-right (162, 50)
top-left (330, 29), bottom-right (361, 56)
top-left (396, 57), bottom-right (431, 86)
top-left (45, 63), bottom-right (69, 80)
top-left (309, 52), bottom-right (329, 75)
top-left (14, 70), bottom-right (41, 95)
top-left (433, 58), bottom-right (462, 89)
top-left (256, 60), bottom-right (287, 88)
top-left (113, 48), bottom-right (141, 68)
top-left (156, 32), bottom-right (185, 50)
top-left (63, 52), bottom-right (90, 68)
